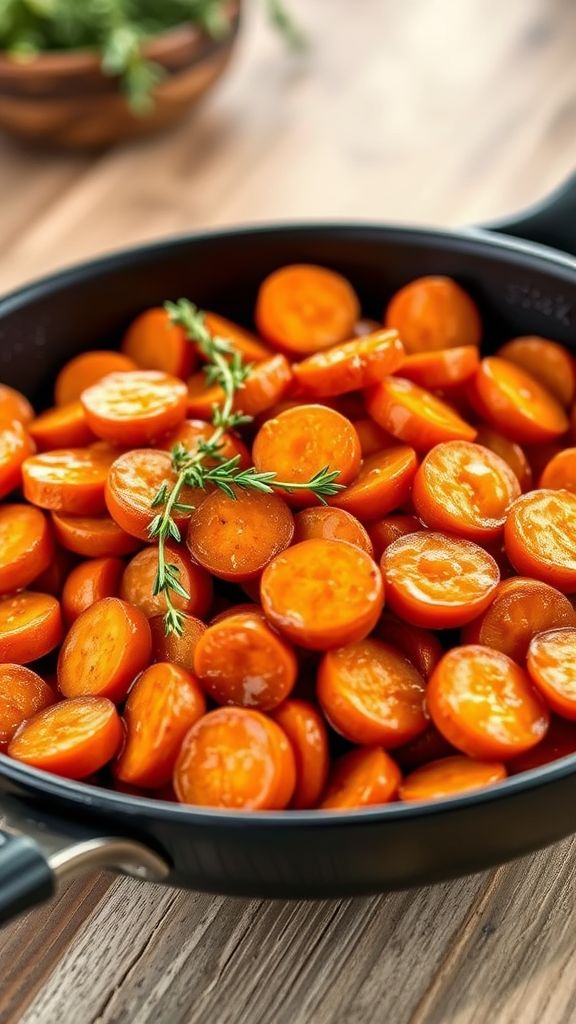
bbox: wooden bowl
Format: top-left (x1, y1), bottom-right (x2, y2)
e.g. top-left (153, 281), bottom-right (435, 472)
top-left (0, 5), bottom-right (240, 150)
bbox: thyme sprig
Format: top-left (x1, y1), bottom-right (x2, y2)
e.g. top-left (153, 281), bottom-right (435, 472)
top-left (149, 299), bottom-right (344, 636)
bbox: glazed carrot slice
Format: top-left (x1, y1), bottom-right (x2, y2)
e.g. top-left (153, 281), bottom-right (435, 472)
top-left (81, 370), bottom-right (188, 445)
top-left (115, 662), bottom-right (206, 789)
top-left (149, 613), bottom-right (207, 671)
top-left (187, 489), bottom-right (294, 582)
top-left (51, 512), bottom-right (140, 557)
top-left (8, 697), bottom-right (123, 779)
top-left (270, 699), bottom-right (329, 809)
top-left (121, 307), bottom-right (197, 379)
top-left (462, 577), bottom-right (576, 662)
top-left (468, 357), bottom-right (568, 443)
top-left (351, 418), bottom-right (397, 457)
top-left (329, 447), bottom-right (418, 522)
top-left (55, 350), bottom-right (137, 406)
top-left (539, 448), bottom-right (576, 493)
top-left (0, 504), bottom-right (53, 594)
top-left (31, 546), bottom-right (75, 598)
top-left (157, 418), bottom-right (250, 469)
top-left (398, 346), bottom-right (480, 390)
top-left (508, 716), bottom-right (576, 774)
top-left (382, 531), bottom-right (500, 628)
top-left (384, 276), bottom-right (482, 353)
top-left (427, 645), bottom-right (549, 759)
top-left (62, 557), bottom-right (124, 625)
top-left (0, 419), bottom-right (35, 499)
top-left (105, 448), bottom-right (202, 542)
top-left (187, 355), bottom-right (292, 420)
top-left (203, 311), bottom-right (272, 363)
top-left (252, 404), bottom-right (361, 506)
top-left (58, 597), bottom-right (151, 703)
top-left (504, 489), bottom-right (576, 592)
top-left (293, 506), bottom-right (373, 555)
top-left (497, 336), bottom-right (576, 407)
top-left (293, 330), bottom-right (405, 397)
top-left (29, 402), bottom-right (95, 451)
top-left (120, 543), bottom-right (213, 619)
top-left (0, 384), bottom-right (33, 425)
top-left (0, 592), bottom-right (62, 663)
top-left (412, 440), bottom-right (521, 542)
top-left (318, 637), bottom-right (427, 747)
top-left (320, 747), bottom-right (401, 810)
top-left (174, 707), bottom-right (296, 810)
top-left (365, 377), bottom-right (477, 452)
top-left (367, 514), bottom-right (421, 559)
top-left (399, 756), bottom-right (506, 802)
top-left (256, 264), bottom-right (360, 356)
top-left (261, 538), bottom-right (384, 650)
top-left (527, 628), bottom-right (576, 720)
top-left (474, 425), bottom-right (533, 492)
top-left (193, 612), bottom-right (297, 711)
top-left (376, 612), bottom-right (443, 679)
top-left (22, 446), bottom-right (117, 516)
top-left (394, 724), bottom-right (455, 772)
top-left (0, 665), bottom-right (55, 750)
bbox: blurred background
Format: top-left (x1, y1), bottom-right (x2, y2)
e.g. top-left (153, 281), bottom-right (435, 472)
top-left (0, 0), bottom-right (574, 296)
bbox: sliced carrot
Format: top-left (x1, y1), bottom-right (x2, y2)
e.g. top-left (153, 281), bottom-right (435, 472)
top-left (261, 538), bottom-right (384, 650)
top-left (187, 489), bottom-right (294, 582)
top-left (367, 514), bottom-right (421, 559)
top-left (55, 350), bottom-right (137, 406)
top-left (51, 511), bottom-right (140, 557)
top-left (62, 557), bottom-right (124, 625)
top-left (157, 418), bottom-right (250, 469)
top-left (399, 756), bottom-right (506, 802)
top-left (474, 425), bottom-right (533, 492)
top-left (81, 370), bottom-right (188, 445)
top-left (527, 628), bottom-right (576, 720)
top-left (270, 699), bottom-right (329, 809)
top-left (376, 612), bottom-right (443, 678)
top-left (412, 440), bottom-right (521, 542)
top-left (329, 446), bottom-right (418, 521)
top-left (174, 707), bottom-right (296, 810)
top-left (468, 357), bottom-right (568, 443)
top-left (121, 307), bottom-right (196, 379)
top-left (203, 311), bottom-right (272, 363)
top-left (382, 531), bottom-right (500, 628)
top-left (31, 546), bottom-right (75, 598)
top-left (256, 264), bottom-right (360, 356)
top-left (0, 504), bottom-right (53, 594)
top-left (105, 448), bottom-right (203, 542)
top-left (58, 597), bottom-right (151, 703)
top-left (320, 747), bottom-right (401, 810)
top-left (0, 592), bottom-right (62, 663)
top-left (29, 402), bottom-right (95, 451)
top-left (504, 489), bottom-right (576, 592)
top-left (0, 665), bottom-right (55, 750)
top-left (187, 355), bottom-right (292, 420)
top-left (293, 330), bottom-right (405, 397)
top-left (8, 696), bottom-right (123, 779)
top-left (398, 346), bottom-right (480, 389)
top-left (508, 716), bottom-right (576, 773)
top-left (539, 447), bottom-right (576, 493)
top-left (427, 645), bottom-right (549, 759)
top-left (384, 276), bottom-right (482, 353)
top-left (0, 419), bottom-right (35, 499)
top-left (394, 724), bottom-right (455, 772)
top-left (252, 404), bottom-right (361, 506)
top-left (0, 385), bottom-right (33, 426)
top-left (115, 662), bottom-right (206, 789)
top-left (149, 614), bottom-right (207, 671)
top-left (293, 506), bottom-right (373, 555)
top-left (120, 543), bottom-right (213, 619)
top-left (351, 418), bottom-right (397, 457)
top-left (462, 577), bottom-right (576, 662)
top-left (22, 446), bottom-right (117, 516)
top-left (366, 377), bottom-right (477, 451)
top-left (497, 336), bottom-right (576, 407)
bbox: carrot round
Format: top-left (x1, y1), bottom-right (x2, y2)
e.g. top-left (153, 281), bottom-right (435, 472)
top-left (385, 276), bottom-right (482, 353)
top-left (28, 401), bottom-right (95, 451)
top-left (0, 419), bottom-right (35, 499)
top-left (474, 425), bottom-right (533, 492)
top-left (30, 546), bottom-right (75, 598)
top-left (329, 446), bottom-right (418, 521)
top-left (468, 357), bottom-right (568, 443)
top-left (527, 628), bottom-right (576, 720)
top-left (256, 264), bottom-right (360, 356)
top-left (497, 336), bottom-right (575, 407)
top-left (293, 329), bottom-right (405, 397)
top-left (427, 645), bottom-right (549, 759)
top-left (121, 307), bottom-right (196, 379)
top-left (376, 612), bottom-right (443, 679)
top-left (462, 577), bottom-right (576, 662)
top-left (187, 489), bottom-right (294, 582)
top-left (106, 448), bottom-right (201, 542)
top-left (367, 514), bottom-right (421, 559)
top-left (149, 614), bottom-right (207, 671)
top-left (0, 592), bottom-right (63, 663)
top-left (399, 756), bottom-right (506, 802)
top-left (270, 699), bottom-right (329, 809)
top-left (261, 538), bottom-right (384, 650)
top-left (412, 440), bottom-right (521, 542)
top-left (203, 311), bottom-right (272, 363)
top-left (58, 597), bottom-right (151, 703)
top-left (0, 665), bottom-right (55, 751)
top-left (382, 531), bottom-right (500, 628)
top-left (22, 446), bottom-right (117, 515)
top-left (320, 747), bottom-right (401, 810)
top-left (352, 418), bottom-right (397, 457)
top-left (187, 355), bottom-right (292, 420)
top-left (81, 370), bottom-right (188, 446)
top-left (115, 662), bottom-right (206, 789)
top-left (293, 506), bottom-right (373, 555)
top-left (508, 716), bottom-right (576, 774)
top-left (539, 447), bottom-right (576, 493)
top-left (51, 511), bottom-right (140, 557)
top-left (55, 350), bottom-right (137, 406)
top-left (252, 405), bottom-right (361, 506)
top-left (174, 707), bottom-right (296, 810)
top-left (394, 724), bottom-right (455, 773)
top-left (8, 696), bottom-right (123, 779)
top-left (504, 489), bottom-right (576, 592)
top-left (62, 557), bottom-right (124, 625)
top-left (120, 543), bottom-right (213, 620)
top-left (0, 504), bottom-right (53, 594)
top-left (0, 384), bottom-right (33, 426)
top-left (398, 346), bottom-right (480, 389)
top-left (366, 377), bottom-right (477, 451)
top-left (158, 418), bottom-right (250, 469)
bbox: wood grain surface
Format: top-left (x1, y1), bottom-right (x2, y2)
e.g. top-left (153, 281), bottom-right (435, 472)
top-left (0, 0), bottom-right (575, 1021)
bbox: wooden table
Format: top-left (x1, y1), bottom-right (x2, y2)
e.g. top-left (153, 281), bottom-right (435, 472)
top-left (1, 1), bottom-right (575, 1020)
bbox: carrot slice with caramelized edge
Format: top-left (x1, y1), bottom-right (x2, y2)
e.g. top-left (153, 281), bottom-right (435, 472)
top-left (427, 645), bottom-right (549, 759)
top-left (270, 699), bottom-right (329, 809)
top-left (174, 707), bottom-right (296, 810)
top-left (293, 330), bottom-right (405, 397)
top-left (55, 351), bottom-right (137, 406)
top-left (8, 697), bottom-right (123, 779)
top-left (399, 756), bottom-right (506, 802)
top-left (149, 614), bottom-right (206, 671)
top-left (51, 511), bottom-right (140, 557)
top-left (0, 665), bottom-right (55, 751)
top-left (469, 357), bottom-right (568, 443)
top-left (504, 489), bottom-right (576, 592)
top-left (29, 402), bottom-right (95, 451)
top-left (320, 747), bottom-right (401, 809)
top-left (0, 504), bottom-right (53, 594)
top-left (539, 448), bottom-right (576, 493)
top-left (384, 276), bottom-right (482, 353)
top-left (256, 264), bottom-right (360, 356)
top-left (22, 446), bottom-right (117, 515)
top-left (120, 543), bottom-right (213, 619)
top-left (293, 506), bottom-right (373, 555)
top-left (497, 336), bottom-right (575, 407)
top-left (0, 592), bottom-right (62, 663)
top-left (329, 447), bottom-right (418, 522)
top-left (115, 662), bottom-right (206, 789)
top-left (366, 377), bottom-right (476, 451)
top-left (58, 597), bottom-right (151, 703)
top-left (62, 557), bottom-right (124, 625)
top-left (527, 628), bottom-right (576, 720)
top-left (121, 307), bottom-right (197, 379)
top-left (0, 419), bottom-right (35, 499)
top-left (81, 370), bottom-right (188, 445)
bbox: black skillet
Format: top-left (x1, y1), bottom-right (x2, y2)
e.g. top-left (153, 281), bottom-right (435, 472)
top-left (1, 175), bottom-right (576, 926)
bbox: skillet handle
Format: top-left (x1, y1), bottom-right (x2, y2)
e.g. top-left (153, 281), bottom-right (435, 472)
top-left (489, 172), bottom-right (576, 257)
